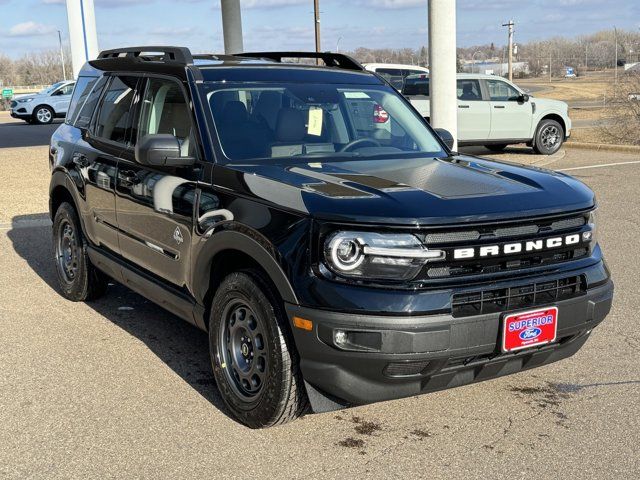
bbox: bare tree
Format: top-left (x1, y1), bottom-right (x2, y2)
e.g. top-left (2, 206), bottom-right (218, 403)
top-left (600, 71), bottom-right (640, 145)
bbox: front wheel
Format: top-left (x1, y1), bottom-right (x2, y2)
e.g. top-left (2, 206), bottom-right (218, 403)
top-left (209, 271), bottom-right (308, 428)
top-left (533, 119), bottom-right (564, 155)
top-left (32, 105), bottom-right (54, 125)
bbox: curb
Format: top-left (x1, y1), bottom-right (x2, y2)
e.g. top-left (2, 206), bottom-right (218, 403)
top-left (565, 142), bottom-right (640, 154)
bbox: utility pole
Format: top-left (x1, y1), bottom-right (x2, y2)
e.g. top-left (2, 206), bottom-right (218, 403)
top-left (314, 0), bottom-right (321, 64)
top-left (614, 26), bottom-right (618, 89)
top-left (585, 43), bottom-right (588, 71)
top-left (549, 49), bottom-right (552, 83)
top-left (57, 30), bottom-right (67, 81)
top-left (502, 20), bottom-right (514, 81)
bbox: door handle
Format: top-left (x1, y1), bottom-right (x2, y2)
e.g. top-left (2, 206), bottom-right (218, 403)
top-left (72, 153), bottom-right (89, 168)
top-left (118, 170), bottom-right (139, 186)
top-left (493, 105), bottom-right (506, 109)
top-left (458, 105), bottom-right (470, 109)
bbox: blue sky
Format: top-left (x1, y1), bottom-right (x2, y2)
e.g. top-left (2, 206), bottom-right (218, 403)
top-left (1, 0), bottom-right (639, 58)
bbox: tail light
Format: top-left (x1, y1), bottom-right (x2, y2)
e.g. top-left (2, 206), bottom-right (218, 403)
top-left (373, 104), bottom-right (389, 123)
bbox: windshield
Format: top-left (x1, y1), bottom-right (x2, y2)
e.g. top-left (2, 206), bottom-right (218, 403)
top-left (201, 82), bottom-right (446, 163)
top-left (39, 81), bottom-right (66, 95)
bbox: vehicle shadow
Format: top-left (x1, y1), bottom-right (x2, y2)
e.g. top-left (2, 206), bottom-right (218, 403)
top-left (459, 145), bottom-right (537, 156)
top-left (7, 213), bottom-right (230, 418)
top-left (0, 118), bottom-right (62, 148)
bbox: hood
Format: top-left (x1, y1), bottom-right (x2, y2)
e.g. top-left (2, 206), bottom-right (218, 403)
top-left (218, 154), bottom-right (594, 226)
top-left (532, 96), bottom-right (568, 113)
top-left (11, 93), bottom-right (36, 101)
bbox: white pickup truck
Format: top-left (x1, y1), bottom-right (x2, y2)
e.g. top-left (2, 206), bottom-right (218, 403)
top-left (402, 73), bottom-right (571, 155)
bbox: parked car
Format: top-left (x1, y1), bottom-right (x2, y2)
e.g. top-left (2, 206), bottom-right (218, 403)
top-left (402, 73), bottom-right (571, 155)
top-left (49, 47), bottom-right (612, 428)
top-left (10, 80), bottom-right (75, 125)
top-left (363, 63), bottom-right (429, 90)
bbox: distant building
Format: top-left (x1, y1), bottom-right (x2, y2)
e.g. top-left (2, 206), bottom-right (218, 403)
top-left (462, 61), bottom-right (529, 76)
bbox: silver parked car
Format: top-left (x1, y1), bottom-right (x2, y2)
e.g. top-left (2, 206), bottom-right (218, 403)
top-left (402, 73), bottom-right (571, 155)
top-left (10, 80), bottom-right (76, 125)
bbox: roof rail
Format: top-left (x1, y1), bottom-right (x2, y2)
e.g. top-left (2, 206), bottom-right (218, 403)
top-left (236, 51), bottom-right (365, 71)
top-left (97, 46), bottom-right (193, 65)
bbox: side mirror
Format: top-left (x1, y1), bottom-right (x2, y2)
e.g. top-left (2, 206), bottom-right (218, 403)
top-left (434, 128), bottom-right (455, 150)
top-left (517, 93), bottom-right (530, 103)
top-left (135, 134), bottom-right (195, 167)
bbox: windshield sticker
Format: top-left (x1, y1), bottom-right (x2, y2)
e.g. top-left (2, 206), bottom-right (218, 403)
top-left (307, 106), bottom-right (323, 136)
top-left (343, 91), bottom-right (371, 99)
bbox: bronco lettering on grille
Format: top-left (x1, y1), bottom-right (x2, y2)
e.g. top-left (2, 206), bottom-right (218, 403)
top-left (452, 233), bottom-right (583, 260)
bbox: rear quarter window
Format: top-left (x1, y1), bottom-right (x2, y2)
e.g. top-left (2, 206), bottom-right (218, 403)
top-left (74, 76), bottom-right (108, 129)
top-left (65, 77), bottom-right (97, 125)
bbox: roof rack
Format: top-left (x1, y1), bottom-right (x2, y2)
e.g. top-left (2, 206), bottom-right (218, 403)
top-left (98, 46), bottom-right (193, 64)
top-left (236, 51), bottom-right (365, 71)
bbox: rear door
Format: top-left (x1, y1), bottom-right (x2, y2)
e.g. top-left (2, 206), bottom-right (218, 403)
top-left (484, 78), bottom-right (532, 140)
top-left (456, 78), bottom-right (490, 141)
top-left (115, 75), bottom-right (199, 288)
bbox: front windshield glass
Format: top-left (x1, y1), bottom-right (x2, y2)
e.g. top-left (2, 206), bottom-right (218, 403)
top-left (39, 81), bottom-right (65, 95)
top-left (202, 82), bottom-right (446, 163)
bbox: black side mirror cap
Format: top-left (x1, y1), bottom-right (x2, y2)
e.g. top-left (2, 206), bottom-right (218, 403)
top-left (434, 128), bottom-right (455, 150)
top-left (518, 93), bottom-right (530, 103)
top-left (135, 134), bottom-right (195, 167)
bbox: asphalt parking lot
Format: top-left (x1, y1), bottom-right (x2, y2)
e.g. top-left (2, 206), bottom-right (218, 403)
top-left (1, 114), bottom-right (639, 479)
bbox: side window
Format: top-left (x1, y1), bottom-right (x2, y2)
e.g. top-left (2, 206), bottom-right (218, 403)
top-left (66, 77), bottom-right (94, 125)
top-left (376, 68), bottom-right (404, 90)
top-left (94, 76), bottom-right (138, 144)
top-left (402, 78), bottom-right (429, 96)
top-left (57, 83), bottom-right (75, 96)
top-left (456, 79), bottom-right (482, 101)
top-left (74, 76), bottom-right (107, 129)
top-left (486, 79), bottom-right (521, 101)
top-left (138, 77), bottom-right (193, 156)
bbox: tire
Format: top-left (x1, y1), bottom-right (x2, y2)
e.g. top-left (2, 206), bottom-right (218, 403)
top-left (52, 202), bottom-right (108, 301)
top-left (485, 144), bottom-right (508, 152)
top-left (209, 270), bottom-right (308, 428)
top-left (533, 119), bottom-right (564, 155)
top-left (32, 105), bottom-right (54, 125)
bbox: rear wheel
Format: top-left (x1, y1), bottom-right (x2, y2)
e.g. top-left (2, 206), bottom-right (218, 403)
top-left (485, 144), bottom-right (508, 152)
top-left (33, 105), bottom-right (54, 125)
top-left (52, 202), bottom-right (108, 301)
top-left (533, 119), bottom-right (564, 155)
top-left (209, 270), bottom-right (308, 428)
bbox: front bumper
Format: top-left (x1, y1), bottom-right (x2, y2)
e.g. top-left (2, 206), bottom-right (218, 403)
top-left (10, 109), bottom-right (31, 120)
top-left (286, 278), bottom-right (613, 410)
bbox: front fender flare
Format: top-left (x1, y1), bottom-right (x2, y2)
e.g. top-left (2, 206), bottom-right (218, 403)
top-left (191, 229), bottom-right (298, 308)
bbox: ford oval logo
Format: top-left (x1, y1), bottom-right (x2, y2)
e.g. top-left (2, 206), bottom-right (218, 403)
top-left (520, 327), bottom-right (542, 341)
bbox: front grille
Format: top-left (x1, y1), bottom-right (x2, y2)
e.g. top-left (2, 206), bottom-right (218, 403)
top-left (451, 275), bottom-right (584, 318)
top-left (415, 212), bottom-right (592, 281)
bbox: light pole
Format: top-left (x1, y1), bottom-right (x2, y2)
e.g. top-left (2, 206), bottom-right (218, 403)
top-left (471, 50), bottom-right (483, 73)
top-left (336, 36), bottom-right (343, 53)
top-left (314, 0), bottom-right (321, 57)
top-left (614, 26), bottom-right (618, 88)
top-left (221, 0), bottom-right (244, 54)
top-left (428, 0), bottom-right (458, 150)
top-left (57, 30), bottom-right (67, 81)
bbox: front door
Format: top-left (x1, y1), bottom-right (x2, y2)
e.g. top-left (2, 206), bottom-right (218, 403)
top-left (456, 78), bottom-right (490, 141)
top-left (485, 78), bottom-right (532, 141)
top-left (115, 76), bottom-right (199, 289)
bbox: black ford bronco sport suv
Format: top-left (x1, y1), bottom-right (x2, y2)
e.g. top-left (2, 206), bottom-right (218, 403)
top-left (49, 47), bottom-right (613, 428)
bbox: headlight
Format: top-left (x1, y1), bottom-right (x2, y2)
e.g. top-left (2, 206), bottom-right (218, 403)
top-left (324, 231), bottom-right (444, 281)
top-left (17, 98), bottom-right (34, 103)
